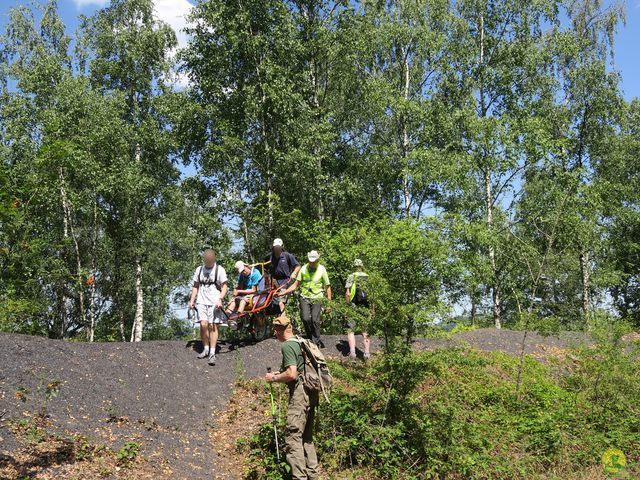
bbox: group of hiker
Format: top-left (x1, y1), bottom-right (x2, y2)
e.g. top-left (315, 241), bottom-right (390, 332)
top-left (187, 238), bottom-right (371, 479)
top-left (188, 238), bottom-right (371, 366)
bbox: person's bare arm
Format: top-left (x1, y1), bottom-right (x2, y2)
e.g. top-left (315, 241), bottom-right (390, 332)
top-left (290, 265), bottom-right (301, 282)
top-left (278, 280), bottom-right (299, 296)
top-left (236, 285), bottom-right (258, 295)
top-left (265, 365), bottom-right (297, 383)
top-left (217, 282), bottom-right (228, 307)
top-left (188, 285), bottom-right (198, 309)
top-left (326, 285), bottom-right (332, 302)
top-left (345, 288), bottom-right (350, 303)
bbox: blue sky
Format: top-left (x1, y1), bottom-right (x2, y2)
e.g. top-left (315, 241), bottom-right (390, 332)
top-left (1, 0), bottom-right (639, 99)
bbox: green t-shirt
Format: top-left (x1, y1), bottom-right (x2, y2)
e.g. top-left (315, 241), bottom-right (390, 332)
top-left (297, 263), bottom-right (330, 299)
top-left (280, 339), bottom-right (304, 385)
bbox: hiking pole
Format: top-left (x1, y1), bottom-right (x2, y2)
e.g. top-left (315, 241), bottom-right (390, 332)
top-left (266, 367), bottom-right (281, 462)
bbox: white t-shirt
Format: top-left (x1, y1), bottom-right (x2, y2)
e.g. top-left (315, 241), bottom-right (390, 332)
top-left (192, 264), bottom-right (228, 306)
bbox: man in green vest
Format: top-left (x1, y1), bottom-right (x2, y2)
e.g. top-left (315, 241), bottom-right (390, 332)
top-left (265, 314), bottom-right (319, 480)
top-left (277, 250), bottom-right (332, 348)
top-left (344, 258), bottom-right (371, 360)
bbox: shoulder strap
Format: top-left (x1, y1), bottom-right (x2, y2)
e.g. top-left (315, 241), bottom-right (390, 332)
top-left (198, 266), bottom-right (203, 284)
top-left (214, 264), bottom-right (219, 289)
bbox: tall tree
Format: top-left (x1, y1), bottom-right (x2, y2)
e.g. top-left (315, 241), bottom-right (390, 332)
top-left (79, 0), bottom-right (183, 341)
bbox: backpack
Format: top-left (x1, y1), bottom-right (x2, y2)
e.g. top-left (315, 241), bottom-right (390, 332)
top-left (198, 265), bottom-right (221, 291)
top-left (350, 273), bottom-right (369, 307)
top-left (353, 286), bottom-right (368, 306)
top-left (294, 336), bottom-right (332, 402)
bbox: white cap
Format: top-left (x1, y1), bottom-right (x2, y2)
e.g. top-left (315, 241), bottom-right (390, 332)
top-left (234, 260), bottom-right (246, 273)
top-left (307, 250), bottom-right (320, 262)
top-left (273, 238), bottom-right (284, 247)
top-left (354, 258), bottom-right (363, 267)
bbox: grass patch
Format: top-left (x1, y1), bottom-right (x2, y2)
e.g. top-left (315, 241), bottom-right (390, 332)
top-left (243, 341), bottom-right (640, 479)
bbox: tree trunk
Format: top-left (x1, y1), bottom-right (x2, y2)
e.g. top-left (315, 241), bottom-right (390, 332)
top-left (57, 168), bottom-right (70, 339)
top-left (88, 199), bottom-right (98, 342)
top-left (131, 257), bottom-right (144, 342)
top-left (263, 118), bottom-right (274, 235)
top-left (478, 13), bottom-right (501, 329)
top-left (485, 170), bottom-right (501, 329)
top-left (119, 309), bottom-right (126, 342)
top-left (401, 45), bottom-right (411, 218)
top-left (470, 292), bottom-right (478, 325)
top-left (130, 145), bottom-right (144, 343)
top-left (580, 250), bottom-right (591, 318)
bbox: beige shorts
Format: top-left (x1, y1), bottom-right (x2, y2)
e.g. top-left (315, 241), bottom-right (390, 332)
top-left (196, 304), bottom-right (226, 324)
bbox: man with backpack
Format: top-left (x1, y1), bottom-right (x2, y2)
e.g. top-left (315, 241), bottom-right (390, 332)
top-left (264, 238), bottom-right (301, 313)
top-left (265, 314), bottom-right (320, 480)
top-left (344, 259), bottom-right (371, 360)
top-left (187, 249), bottom-right (228, 365)
top-left (278, 250), bottom-right (332, 348)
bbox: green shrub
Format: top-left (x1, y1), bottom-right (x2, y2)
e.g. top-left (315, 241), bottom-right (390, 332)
top-left (244, 333), bottom-right (640, 479)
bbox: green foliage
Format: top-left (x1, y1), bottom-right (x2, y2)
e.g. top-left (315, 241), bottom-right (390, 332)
top-left (0, 0), bottom-right (226, 340)
top-left (318, 217), bottom-right (450, 349)
top-left (243, 422), bottom-right (291, 480)
top-left (245, 340), bottom-right (640, 479)
top-left (115, 441), bottom-right (140, 465)
top-left (2, 0), bottom-right (639, 340)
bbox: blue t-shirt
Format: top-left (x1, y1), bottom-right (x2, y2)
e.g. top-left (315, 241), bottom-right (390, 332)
top-left (238, 267), bottom-right (262, 289)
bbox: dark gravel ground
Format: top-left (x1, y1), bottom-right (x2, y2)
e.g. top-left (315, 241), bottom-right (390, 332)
top-left (0, 328), bottom-right (592, 478)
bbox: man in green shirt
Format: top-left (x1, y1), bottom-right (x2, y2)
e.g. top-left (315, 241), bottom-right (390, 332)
top-left (344, 259), bottom-right (371, 360)
top-left (278, 250), bottom-right (332, 348)
top-left (265, 315), bottom-right (319, 480)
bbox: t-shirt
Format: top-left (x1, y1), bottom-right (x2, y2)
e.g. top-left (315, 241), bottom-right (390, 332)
top-left (237, 267), bottom-right (262, 290)
top-left (264, 251), bottom-right (300, 279)
top-left (345, 271), bottom-right (369, 303)
top-left (280, 338), bottom-right (304, 386)
top-left (192, 264), bottom-right (228, 306)
top-left (297, 264), bottom-right (330, 300)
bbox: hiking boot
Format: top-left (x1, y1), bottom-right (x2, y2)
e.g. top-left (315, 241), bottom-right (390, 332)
top-left (208, 353), bottom-right (216, 366)
top-left (197, 349), bottom-right (209, 359)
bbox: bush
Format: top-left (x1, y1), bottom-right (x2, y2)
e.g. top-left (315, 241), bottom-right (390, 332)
top-left (244, 340), bottom-right (640, 479)
top-left (322, 346), bottom-right (640, 479)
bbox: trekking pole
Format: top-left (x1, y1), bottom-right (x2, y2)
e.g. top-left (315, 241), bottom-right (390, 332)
top-left (266, 367), bottom-right (281, 462)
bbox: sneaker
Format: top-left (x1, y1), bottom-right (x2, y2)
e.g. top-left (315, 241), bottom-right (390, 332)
top-left (208, 353), bottom-right (216, 366)
top-left (349, 352), bottom-right (357, 361)
top-left (317, 340), bottom-right (326, 349)
top-left (197, 349), bottom-right (210, 359)
top-left (363, 353), bottom-right (371, 361)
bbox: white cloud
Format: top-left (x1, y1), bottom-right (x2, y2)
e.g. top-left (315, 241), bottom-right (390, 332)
top-left (153, 0), bottom-right (193, 50)
top-left (154, 0), bottom-right (194, 89)
top-left (71, 0), bottom-right (195, 88)
top-left (70, 0), bottom-right (194, 49)
top-left (71, 0), bottom-right (110, 7)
